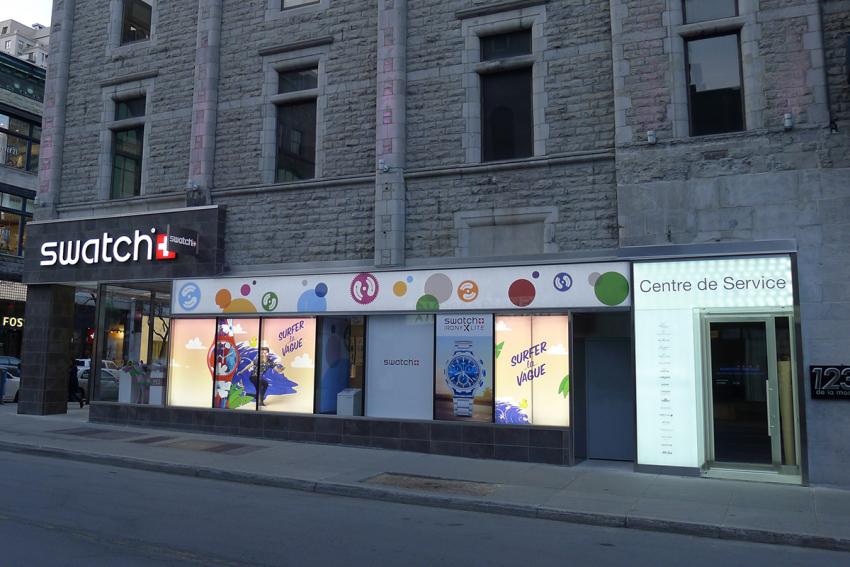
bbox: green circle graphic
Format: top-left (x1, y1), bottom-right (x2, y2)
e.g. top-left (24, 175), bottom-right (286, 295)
top-left (415, 294), bottom-right (440, 312)
top-left (594, 272), bottom-right (630, 306)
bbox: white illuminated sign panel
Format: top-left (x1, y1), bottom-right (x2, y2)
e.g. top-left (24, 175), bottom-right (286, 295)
top-left (633, 257), bottom-right (794, 468)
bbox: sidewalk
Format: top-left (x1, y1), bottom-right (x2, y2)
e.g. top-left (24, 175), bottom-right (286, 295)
top-left (1, 403), bottom-right (848, 552)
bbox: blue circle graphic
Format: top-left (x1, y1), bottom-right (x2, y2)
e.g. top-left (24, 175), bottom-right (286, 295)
top-left (553, 272), bottom-right (573, 292)
top-left (297, 290), bottom-right (327, 312)
top-left (178, 283), bottom-right (201, 311)
top-left (315, 282), bottom-right (328, 298)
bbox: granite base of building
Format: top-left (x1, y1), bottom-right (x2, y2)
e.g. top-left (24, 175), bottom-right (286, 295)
top-left (89, 403), bottom-right (573, 465)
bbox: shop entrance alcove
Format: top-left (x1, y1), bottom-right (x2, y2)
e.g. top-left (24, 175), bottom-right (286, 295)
top-left (571, 312), bottom-right (634, 462)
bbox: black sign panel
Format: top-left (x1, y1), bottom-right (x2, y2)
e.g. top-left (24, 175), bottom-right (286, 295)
top-left (166, 225), bottom-right (200, 256)
top-left (24, 206), bottom-right (225, 284)
top-left (810, 365), bottom-right (850, 400)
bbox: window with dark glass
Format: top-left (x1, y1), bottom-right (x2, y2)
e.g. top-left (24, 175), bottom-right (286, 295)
top-left (121, 0), bottom-right (152, 44)
top-left (0, 113), bottom-right (41, 172)
top-left (0, 192), bottom-right (32, 257)
top-left (111, 97), bottom-right (146, 199)
top-left (480, 30), bottom-right (533, 162)
top-left (275, 67), bottom-right (318, 182)
top-left (282, 0), bottom-right (320, 10)
top-left (683, 0), bottom-right (737, 24)
top-left (686, 34), bottom-right (744, 136)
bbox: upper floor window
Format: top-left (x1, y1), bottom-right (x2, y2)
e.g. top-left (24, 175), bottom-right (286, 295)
top-left (0, 113), bottom-right (40, 173)
top-left (686, 32), bottom-right (744, 136)
top-left (0, 192), bottom-right (32, 257)
top-left (121, 0), bottom-right (152, 44)
top-left (683, 0), bottom-right (737, 24)
top-left (283, 0), bottom-right (319, 9)
top-left (111, 96), bottom-right (146, 198)
top-left (275, 67), bottom-right (318, 182)
top-left (480, 30), bottom-right (533, 162)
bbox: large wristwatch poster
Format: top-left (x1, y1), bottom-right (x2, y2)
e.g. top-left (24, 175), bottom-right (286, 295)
top-left (494, 315), bottom-right (570, 426)
top-left (435, 314), bottom-right (494, 422)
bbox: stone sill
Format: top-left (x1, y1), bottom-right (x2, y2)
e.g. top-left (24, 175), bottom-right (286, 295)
top-left (617, 124), bottom-right (827, 151)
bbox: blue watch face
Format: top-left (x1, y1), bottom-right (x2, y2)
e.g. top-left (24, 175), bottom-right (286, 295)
top-left (447, 355), bottom-right (481, 389)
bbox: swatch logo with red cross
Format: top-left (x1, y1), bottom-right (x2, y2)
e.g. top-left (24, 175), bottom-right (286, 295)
top-left (155, 233), bottom-right (176, 260)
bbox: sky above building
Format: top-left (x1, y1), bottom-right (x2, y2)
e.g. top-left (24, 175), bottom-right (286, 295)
top-left (2, 0), bottom-right (53, 26)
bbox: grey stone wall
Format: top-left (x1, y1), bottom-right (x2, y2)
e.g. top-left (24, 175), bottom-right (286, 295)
top-left (406, 157), bottom-right (618, 259)
top-left (212, 0), bottom-right (377, 188)
top-left (58, 0), bottom-right (198, 207)
top-left (823, 0), bottom-right (850, 125)
top-left (406, 0), bottom-right (615, 170)
top-left (215, 181), bottom-right (374, 267)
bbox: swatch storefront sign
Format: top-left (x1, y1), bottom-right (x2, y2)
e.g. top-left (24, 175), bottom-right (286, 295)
top-left (23, 206), bottom-right (224, 284)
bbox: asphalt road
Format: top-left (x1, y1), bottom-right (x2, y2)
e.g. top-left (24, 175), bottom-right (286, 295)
top-left (0, 452), bottom-right (846, 566)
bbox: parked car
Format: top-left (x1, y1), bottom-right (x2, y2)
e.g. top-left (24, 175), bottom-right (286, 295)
top-left (76, 359), bottom-right (119, 380)
top-left (79, 368), bottom-right (119, 401)
top-left (0, 355), bottom-right (21, 375)
top-left (2, 368), bottom-right (20, 403)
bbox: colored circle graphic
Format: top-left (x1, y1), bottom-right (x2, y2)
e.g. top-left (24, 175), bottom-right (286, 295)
top-left (298, 290), bottom-right (327, 312)
top-left (240, 284), bottom-right (251, 296)
top-left (178, 283), bottom-right (201, 311)
top-left (594, 272), bottom-right (630, 306)
top-left (393, 281), bottom-right (408, 297)
top-left (350, 272), bottom-right (379, 305)
top-left (588, 272), bottom-right (601, 286)
top-left (532, 271), bottom-right (540, 279)
top-left (315, 282), bottom-right (328, 298)
top-left (416, 294), bottom-right (440, 311)
top-left (406, 275), bottom-right (413, 283)
top-left (223, 298), bottom-right (256, 313)
top-left (215, 289), bottom-right (232, 309)
top-left (261, 292), bottom-right (279, 312)
top-left (457, 280), bottom-right (479, 303)
top-left (508, 279), bottom-right (536, 307)
top-left (553, 272), bottom-right (573, 292)
top-left (424, 273), bottom-right (453, 303)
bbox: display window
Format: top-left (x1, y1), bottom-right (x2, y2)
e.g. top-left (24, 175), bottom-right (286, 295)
top-left (169, 318), bottom-right (216, 408)
top-left (212, 318), bottom-right (261, 411)
top-left (494, 315), bottom-right (570, 426)
top-left (434, 314), bottom-right (494, 422)
top-left (259, 318), bottom-right (316, 413)
top-left (315, 317), bottom-right (365, 415)
top-left (365, 315), bottom-right (435, 420)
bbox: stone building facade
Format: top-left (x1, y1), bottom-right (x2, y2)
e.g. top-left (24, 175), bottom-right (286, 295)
top-left (19, 0), bottom-right (850, 486)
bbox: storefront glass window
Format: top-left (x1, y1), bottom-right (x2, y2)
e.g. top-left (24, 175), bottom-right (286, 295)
top-left (168, 318), bottom-right (216, 408)
top-left (259, 318), bottom-right (316, 413)
top-left (316, 317), bottom-right (365, 415)
top-left (494, 315), bottom-right (570, 426)
top-left (365, 315), bottom-right (435, 420)
top-left (213, 318), bottom-right (261, 410)
top-left (435, 314), bottom-right (494, 422)
top-left (96, 284), bottom-right (170, 405)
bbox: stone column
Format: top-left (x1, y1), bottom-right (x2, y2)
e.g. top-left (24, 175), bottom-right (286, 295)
top-left (186, 0), bottom-right (223, 207)
top-left (17, 285), bottom-right (76, 415)
top-left (374, 0), bottom-right (407, 267)
top-left (36, 0), bottom-right (76, 219)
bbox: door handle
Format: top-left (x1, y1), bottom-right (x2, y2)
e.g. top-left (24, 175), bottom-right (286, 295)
top-left (765, 381), bottom-right (773, 436)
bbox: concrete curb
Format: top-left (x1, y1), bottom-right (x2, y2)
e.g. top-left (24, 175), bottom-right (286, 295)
top-left (2, 440), bottom-right (849, 553)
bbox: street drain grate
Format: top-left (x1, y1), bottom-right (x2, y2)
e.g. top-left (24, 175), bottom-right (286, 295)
top-left (363, 473), bottom-right (498, 496)
top-left (50, 427), bottom-right (145, 441)
top-left (129, 435), bottom-right (177, 445)
top-left (159, 439), bottom-right (264, 455)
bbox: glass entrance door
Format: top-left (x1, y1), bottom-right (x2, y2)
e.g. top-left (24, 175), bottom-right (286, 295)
top-left (708, 321), bottom-right (775, 465)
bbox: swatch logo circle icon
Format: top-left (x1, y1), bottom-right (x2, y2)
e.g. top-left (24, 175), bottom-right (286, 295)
top-left (350, 272), bottom-right (379, 305)
top-left (178, 282), bottom-right (201, 311)
top-left (261, 292), bottom-right (279, 312)
top-left (553, 272), bottom-right (573, 292)
top-left (457, 280), bottom-right (479, 302)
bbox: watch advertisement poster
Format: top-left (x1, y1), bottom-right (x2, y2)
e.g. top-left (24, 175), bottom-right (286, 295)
top-left (494, 315), bottom-right (570, 426)
top-left (259, 318), bottom-right (317, 414)
top-left (434, 314), bottom-right (494, 422)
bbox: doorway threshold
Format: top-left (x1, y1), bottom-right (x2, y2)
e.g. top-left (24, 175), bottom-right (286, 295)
top-left (702, 466), bottom-right (802, 485)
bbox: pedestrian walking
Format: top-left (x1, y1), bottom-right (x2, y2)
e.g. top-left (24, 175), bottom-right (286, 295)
top-left (68, 360), bottom-right (85, 408)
